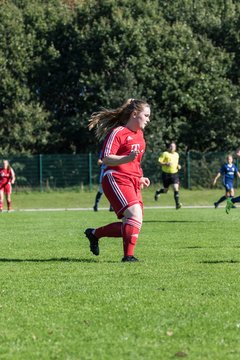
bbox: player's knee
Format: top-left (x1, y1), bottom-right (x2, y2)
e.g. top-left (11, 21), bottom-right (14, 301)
top-left (124, 204), bottom-right (142, 221)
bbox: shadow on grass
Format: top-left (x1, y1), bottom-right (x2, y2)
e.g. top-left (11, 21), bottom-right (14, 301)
top-left (143, 220), bottom-right (214, 223)
top-left (0, 257), bottom-right (99, 263)
top-left (200, 260), bottom-right (239, 264)
top-left (185, 246), bottom-right (203, 249)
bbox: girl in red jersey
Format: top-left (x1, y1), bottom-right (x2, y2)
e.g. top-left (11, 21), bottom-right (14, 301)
top-left (0, 160), bottom-right (15, 212)
top-left (84, 99), bottom-right (151, 262)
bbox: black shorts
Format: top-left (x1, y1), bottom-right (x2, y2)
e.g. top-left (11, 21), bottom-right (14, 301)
top-left (162, 172), bottom-right (180, 188)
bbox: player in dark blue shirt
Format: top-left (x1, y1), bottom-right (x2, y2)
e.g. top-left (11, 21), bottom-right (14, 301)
top-left (213, 154), bottom-right (240, 208)
top-left (226, 149), bottom-right (240, 213)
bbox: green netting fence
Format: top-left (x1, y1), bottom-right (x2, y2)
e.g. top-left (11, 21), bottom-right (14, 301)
top-left (3, 151), bottom-right (239, 191)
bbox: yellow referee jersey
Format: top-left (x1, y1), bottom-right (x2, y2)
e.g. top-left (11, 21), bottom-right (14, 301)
top-left (158, 151), bottom-right (179, 174)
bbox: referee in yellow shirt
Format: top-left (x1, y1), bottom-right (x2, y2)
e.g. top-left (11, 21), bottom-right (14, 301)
top-left (154, 142), bottom-right (182, 209)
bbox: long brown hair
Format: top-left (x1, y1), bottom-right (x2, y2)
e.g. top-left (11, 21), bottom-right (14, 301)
top-left (88, 98), bottom-right (150, 140)
top-left (3, 159), bottom-right (11, 171)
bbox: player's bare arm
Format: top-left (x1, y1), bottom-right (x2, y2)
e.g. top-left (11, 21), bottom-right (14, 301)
top-left (159, 161), bottom-right (171, 166)
top-left (213, 172), bottom-right (221, 185)
top-left (102, 150), bottom-right (140, 166)
top-left (11, 169), bottom-right (15, 184)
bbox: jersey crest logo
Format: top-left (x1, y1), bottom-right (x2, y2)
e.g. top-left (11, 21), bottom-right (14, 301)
top-left (131, 144), bottom-right (140, 151)
top-left (127, 136), bottom-right (133, 141)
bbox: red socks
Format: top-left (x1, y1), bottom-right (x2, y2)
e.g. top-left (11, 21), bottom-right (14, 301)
top-left (93, 218), bottom-right (142, 257)
top-left (94, 222), bottom-right (122, 239)
top-left (122, 218), bottom-right (142, 257)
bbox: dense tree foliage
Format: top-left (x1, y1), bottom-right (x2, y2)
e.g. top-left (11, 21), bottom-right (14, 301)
top-left (0, 0), bottom-right (239, 155)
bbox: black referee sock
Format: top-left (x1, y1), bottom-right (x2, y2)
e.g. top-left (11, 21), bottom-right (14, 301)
top-left (174, 191), bottom-right (180, 206)
top-left (156, 189), bottom-right (165, 195)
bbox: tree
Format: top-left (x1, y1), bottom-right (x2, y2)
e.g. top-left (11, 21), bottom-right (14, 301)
top-left (0, 1), bottom-right (50, 155)
top-left (0, 0), bottom-right (240, 155)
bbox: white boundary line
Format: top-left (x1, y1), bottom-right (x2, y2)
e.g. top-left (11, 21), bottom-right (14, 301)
top-left (5, 205), bottom-right (229, 212)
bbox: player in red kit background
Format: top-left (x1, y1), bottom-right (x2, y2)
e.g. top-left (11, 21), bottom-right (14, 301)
top-left (0, 159), bottom-right (15, 212)
top-left (84, 99), bottom-right (151, 262)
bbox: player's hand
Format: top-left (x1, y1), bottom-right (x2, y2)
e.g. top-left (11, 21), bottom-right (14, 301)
top-left (236, 149), bottom-right (240, 157)
top-left (128, 150), bottom-right (140, 161)
top-left (140, 177), bottom-right (150, 188)
top-left (178, 164), bottom-right (181, 170)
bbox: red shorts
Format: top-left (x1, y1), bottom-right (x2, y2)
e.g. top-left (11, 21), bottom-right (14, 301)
top-left (0, 182), bottom-right (12, 195)
top-left (102, 171), bottom-right (143, 219)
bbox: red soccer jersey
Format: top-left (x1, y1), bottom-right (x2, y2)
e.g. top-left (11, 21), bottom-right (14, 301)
top-left (0, 168), bottom-right (12, 186)
top-left (102, 126), bottom-right (146, 178)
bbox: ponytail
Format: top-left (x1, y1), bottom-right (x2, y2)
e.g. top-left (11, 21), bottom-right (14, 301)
top-left (88, 99), bottom-right (149, 140)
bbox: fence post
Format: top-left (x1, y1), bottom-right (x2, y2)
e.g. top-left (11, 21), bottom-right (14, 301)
top-left (187, 151), bottom-right (191, 189)
top-left (39, 154), bottom-right (43, 192)
top-left (89, 152), bottom-right (92, 190)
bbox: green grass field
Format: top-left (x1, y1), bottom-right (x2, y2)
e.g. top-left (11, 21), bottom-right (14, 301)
top-left (8, 187), bottom-right (236, 209)
top-left (0, 190), bottom-right (240, 359)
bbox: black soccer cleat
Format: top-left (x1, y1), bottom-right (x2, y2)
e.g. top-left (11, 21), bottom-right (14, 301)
top-left (176, 203), bottom-right (182, 210)
top-left (121, 256), bottom-right (139, 262)
top-left (214, 202), bottom-right (219, 209)
top-left (93, 205), bottom-right (98, 212)
top-left (84, 228), bottom-right (99, 256)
